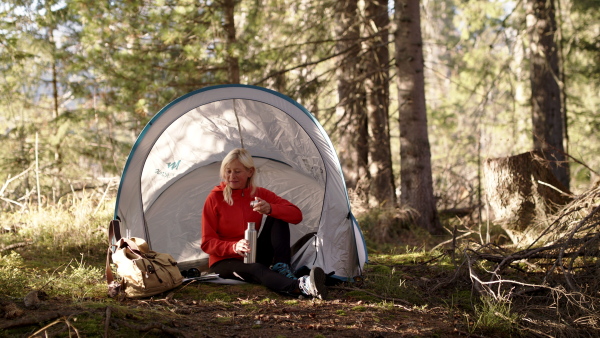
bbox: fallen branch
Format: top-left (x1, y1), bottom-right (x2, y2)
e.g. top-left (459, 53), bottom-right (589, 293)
top-left (94, 179), bottom-right (117, 215)
top-left (556, 204), bottom-right (600, 292)
top-left (470, 242), bottom-right (600, 265)
top-left (419, 252), bottom-right (447, 265)
top-left (0, 165), bottom-right (34, 197)
top-left (462, 234), bottom-right (598, 274)
top-left (104, 306), bottom-right (112, 338)
top-left (0, 196), bottom-right (26, 209)
top-left (0, 311), bottom-right (78, 330)
top-left (28, 314), bottom-right (81, 338)
top-left (0, 241), bottom-right (32, 252)
top-left (430, 259), bottom-right (468, 292)
top-left (431, 232), bottom-right (473, 252)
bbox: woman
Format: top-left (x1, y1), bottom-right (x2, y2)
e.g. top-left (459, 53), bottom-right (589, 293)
top-left (201, 148), bottom-right (327, 299)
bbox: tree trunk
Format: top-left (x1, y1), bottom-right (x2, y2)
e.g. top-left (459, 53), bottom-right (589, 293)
top-left (365, 0), bottom-right (396, 207)
top-left (334, 0), bottom-right (370, 200)
top-left (223, 0), bottom-right (240, 84)
top-left (48, 28), bottom-right (62, 169)
top-left (526, 0), bottom-right (569, 189)
top-left (395, 0), bottom-right (442, 235)
top-left (483, 150), bottom-right (572, 244)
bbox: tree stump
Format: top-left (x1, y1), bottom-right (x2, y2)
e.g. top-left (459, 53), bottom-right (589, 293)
top-left (483, 150), bottom-right (572, 244)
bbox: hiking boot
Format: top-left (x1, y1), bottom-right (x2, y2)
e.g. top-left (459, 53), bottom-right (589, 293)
top-left (298, 266), bottom-right (328, 300)
top-left (271, 262), bottom-right (297, 280)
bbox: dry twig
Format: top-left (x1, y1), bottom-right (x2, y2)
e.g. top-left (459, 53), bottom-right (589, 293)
top-left (0, 241), bottom-right (32, 252)
top-left (0, 311), bottom-right (78, 330)
top-left (104, 306), bottom-right (112, 338)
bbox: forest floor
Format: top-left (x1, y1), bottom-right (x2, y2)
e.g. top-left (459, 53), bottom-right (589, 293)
top-left (6, 181), bottom-right (600, 336)
top-left (0, 215), bottom-right (572, 337)
top-left (2, 289), bottom-right (463, 337)
top-left (0, 239), bottom-right (508, 338)
top-left (1, 271), bottom-right (481, 338)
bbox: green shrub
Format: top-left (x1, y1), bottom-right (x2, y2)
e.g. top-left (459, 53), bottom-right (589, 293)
top-left (471, 296), bottom-right (520, 335)
top-left (0, 251), bottom-right (29, 297)
top-left (49, 255), bottom-right (106, 301)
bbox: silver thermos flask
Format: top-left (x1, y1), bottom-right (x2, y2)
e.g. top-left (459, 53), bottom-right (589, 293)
top-left (244, 222), bottom-right (257, 264)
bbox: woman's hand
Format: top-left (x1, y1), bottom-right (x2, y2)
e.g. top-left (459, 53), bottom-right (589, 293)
top-left (233, 239), bottom-right (250, 257)
top-left (251, 197), bottom-right (271, 215)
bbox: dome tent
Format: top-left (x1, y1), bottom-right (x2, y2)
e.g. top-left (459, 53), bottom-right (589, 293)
top-left (111, 84), bottom-right (367, 281)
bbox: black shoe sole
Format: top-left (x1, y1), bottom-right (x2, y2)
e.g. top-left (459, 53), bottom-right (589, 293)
top-left (310, 267), bottom-right (328, 300)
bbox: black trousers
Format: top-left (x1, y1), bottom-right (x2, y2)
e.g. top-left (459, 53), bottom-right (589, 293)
top-left (209, 217), bottom-right (299, 294)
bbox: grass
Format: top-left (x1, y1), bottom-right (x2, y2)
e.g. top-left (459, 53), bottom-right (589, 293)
top-left (0, 195), bottom-right (110, 302)
top-left (470, 296), bottom-right (520, 335)
top-left (0, 198), bottom-right (523, 337)
top-left (0, 251), bottom-right (29, 297)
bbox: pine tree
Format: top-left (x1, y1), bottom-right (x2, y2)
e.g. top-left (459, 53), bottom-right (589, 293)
top-left (395, 0), bottom-right (442, 234)
top-left (333, 0), bottom-right (369, 197)
top-left (526, 0), bottom-right (569, 190)
top-left (365, 0), bottom-right (396, 207)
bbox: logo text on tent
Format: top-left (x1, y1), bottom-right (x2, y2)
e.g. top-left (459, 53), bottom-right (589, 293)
top-left (167, 160), bottom-right (181, 170)
top-left (154, 160), bottom-right (181, 179)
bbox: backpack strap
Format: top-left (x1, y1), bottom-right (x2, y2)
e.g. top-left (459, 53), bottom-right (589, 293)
top-left (120, 238), bottom-right (143, 254)
top-left (109, 219), bottom-right (122, 243)
top-left (106, 220), bottom-right (122, 297)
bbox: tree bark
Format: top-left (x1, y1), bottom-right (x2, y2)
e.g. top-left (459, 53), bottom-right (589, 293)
top-left (223, 0), bottom-right (240, 84)
top-left (395, 0), bottom-right (442, 235)
top-left (48, 27), bottom-right (62, 168)
top-left (526, 0), bottom-right (569, 189)
top-left (365, 0), bottom-right (396, 207)
top-left (334, 0), bottom-right (370, 199)
top-left (483, 150), bottom-right (572, 244)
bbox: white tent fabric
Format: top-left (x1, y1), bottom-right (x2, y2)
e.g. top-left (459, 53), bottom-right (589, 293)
top-left (113, 84), bottom-right (367, 281)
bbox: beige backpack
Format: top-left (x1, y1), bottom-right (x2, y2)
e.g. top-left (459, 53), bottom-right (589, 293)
top-left (106, 220), bottom-right (183, 298)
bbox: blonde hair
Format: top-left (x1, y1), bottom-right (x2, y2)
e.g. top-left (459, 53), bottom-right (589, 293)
top-left (220, 148), bottom-right (257, 205)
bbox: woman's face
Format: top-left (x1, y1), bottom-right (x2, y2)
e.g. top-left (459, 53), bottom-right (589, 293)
top-left (223, 159), bottom-right (254, 190)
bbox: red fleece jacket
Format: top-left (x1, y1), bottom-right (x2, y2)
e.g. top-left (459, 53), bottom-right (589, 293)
top-left (201, 182), bottom-right (303, 267)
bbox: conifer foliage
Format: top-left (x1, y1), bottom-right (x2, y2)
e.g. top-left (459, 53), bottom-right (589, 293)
top-left (0, 0), bottom-right (599, 236)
